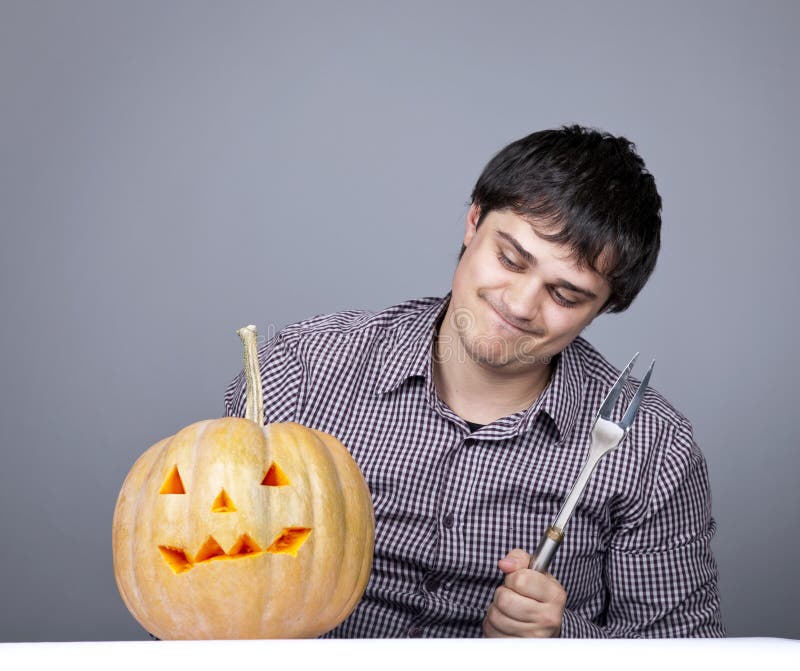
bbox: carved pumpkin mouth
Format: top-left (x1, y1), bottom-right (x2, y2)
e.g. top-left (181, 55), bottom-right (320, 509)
top-left (159, 527), bottom-right (312, 574)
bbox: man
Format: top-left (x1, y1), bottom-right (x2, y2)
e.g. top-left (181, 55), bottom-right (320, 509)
top-left (224, 125), bottom-right (724, 637)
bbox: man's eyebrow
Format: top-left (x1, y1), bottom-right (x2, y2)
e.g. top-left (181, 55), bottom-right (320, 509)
top-left (496, 230), bottom-right (535, 264)
top-left (494, 230), bottom-right (598, 299)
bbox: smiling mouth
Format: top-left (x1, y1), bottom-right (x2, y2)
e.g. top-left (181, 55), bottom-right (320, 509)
top-left (488, 301), bottom-right (531, 333)
top-left (158, 527), bottom-right (312, 574)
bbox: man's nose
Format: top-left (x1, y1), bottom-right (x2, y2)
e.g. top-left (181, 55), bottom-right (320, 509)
top-left (503, 279), bottom-right (545, 326)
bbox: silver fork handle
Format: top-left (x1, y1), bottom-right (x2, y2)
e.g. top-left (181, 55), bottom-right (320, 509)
top-left (554, 420), bottom-right (624, 530)
top-left (529, 526), bottom-right (564, 572)
top-left (528, 422), bottom-right (625, 572)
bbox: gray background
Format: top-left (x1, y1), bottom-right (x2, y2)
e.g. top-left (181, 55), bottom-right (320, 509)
top-left (1, 0), bottom-right (797, 641)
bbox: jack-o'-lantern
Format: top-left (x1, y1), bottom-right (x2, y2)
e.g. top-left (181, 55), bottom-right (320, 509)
top-left (112, 326), bottom-right (375, 639)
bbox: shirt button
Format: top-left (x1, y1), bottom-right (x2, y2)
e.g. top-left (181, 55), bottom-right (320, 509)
top-left (407, 626), bottom-right (424, 637)
top-left (442, 513), bottom-right (455, 529)
top-left (426, 575), bottom-right (441, 592)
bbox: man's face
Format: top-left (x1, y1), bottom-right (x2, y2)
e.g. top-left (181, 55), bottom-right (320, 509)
top-left (446, 206), bottom-right (612, 373)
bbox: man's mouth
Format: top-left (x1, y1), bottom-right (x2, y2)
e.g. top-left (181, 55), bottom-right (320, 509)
top-left (487, 301), bottom-right (530, 334)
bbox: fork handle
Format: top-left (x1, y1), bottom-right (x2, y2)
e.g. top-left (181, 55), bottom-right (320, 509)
top-left (529, 526), bottom-right (564, 573)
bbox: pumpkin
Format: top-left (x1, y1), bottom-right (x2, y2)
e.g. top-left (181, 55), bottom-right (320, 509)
top-left (112, 325), bottom-right (375, 639)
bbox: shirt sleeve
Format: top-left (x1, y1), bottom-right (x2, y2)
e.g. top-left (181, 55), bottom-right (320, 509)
top-left (223, 331), bottom-right (305, 424)
top-left (560, 418), bottom-right (725, 638)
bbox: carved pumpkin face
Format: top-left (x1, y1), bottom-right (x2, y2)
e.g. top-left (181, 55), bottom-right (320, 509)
top-left (154, 448), bottom-right (311, 574)
top-left (113, 418), bottom-right (374, 639)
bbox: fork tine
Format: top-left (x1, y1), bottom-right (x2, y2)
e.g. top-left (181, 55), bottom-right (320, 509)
top-left (598, 352), bottom-right (639, 419)
top-left (620, 359), bottom-right (655, 429)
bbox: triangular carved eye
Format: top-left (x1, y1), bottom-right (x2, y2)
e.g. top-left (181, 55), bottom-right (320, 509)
top-left (159, 465), bottom-right (185, 494)
top-left (211, 489), bottom-right (236, 512)
top-left (261, 462), bottom-right (290, 486)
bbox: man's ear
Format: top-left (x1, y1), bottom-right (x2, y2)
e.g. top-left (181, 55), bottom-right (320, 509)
top-left (464, 204), bottom-right (481, 247)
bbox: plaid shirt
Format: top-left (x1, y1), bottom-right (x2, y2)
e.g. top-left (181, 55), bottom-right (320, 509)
top-left (223, 294), bottom-right (725, 638)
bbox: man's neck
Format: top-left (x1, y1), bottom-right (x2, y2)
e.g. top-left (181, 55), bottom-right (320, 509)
top-left (432, 312), bottom-right (554, 426)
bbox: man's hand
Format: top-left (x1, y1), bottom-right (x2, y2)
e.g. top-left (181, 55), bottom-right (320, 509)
top-left (482, 548), bottom-right (567, 638)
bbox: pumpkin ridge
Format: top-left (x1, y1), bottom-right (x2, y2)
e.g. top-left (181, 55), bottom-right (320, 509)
top-left (141, 435), bottom-right (181, 635)
top-left (302, 427), bottom-right (330, 631)
top-left (184, 419), bottom-right (215, 560)
top-left (150, 432), bottom-right (192, 632)
top-left (316, 429), bottom-right (374, 628)
top-left (184, 419), bottom-right (217, 639)
top-left (113, 436), bottom-right (167, 629)
top-left (280, 422), bottom-right (315, 632)
top-left (306, 427), bottom-right (347, 631)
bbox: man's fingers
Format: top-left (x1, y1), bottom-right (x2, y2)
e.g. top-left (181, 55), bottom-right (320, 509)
top-left (484, 601), bottom-right (549, 638)
top-left (486, 555), bottom-right (568, 639)
top-left (504, 568), bottom-right (567, 605)
top-left (498, 548), bottom-right (532, 573)
top-left (492, 584), bottom-right (540, 623)
top-left (482, 613), bottom-right (510, 638)
top-left (483, 604), bottom-right (522, 637)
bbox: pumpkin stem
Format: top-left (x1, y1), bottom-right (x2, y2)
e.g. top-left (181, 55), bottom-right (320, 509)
top-left (236, 324), bottom-right (265, 425)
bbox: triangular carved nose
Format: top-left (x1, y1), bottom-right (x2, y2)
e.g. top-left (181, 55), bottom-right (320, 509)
top-left (211, 488), bottom-right (236, 512)
top-left (262, 462), bottom-right (290, 486)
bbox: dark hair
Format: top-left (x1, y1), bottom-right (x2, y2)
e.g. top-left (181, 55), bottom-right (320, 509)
top-left (461, 124), bottom-right (662, 313)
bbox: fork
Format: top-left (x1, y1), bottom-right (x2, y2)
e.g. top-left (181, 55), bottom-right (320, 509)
top-left (528, 352), bottom-right (655, 572)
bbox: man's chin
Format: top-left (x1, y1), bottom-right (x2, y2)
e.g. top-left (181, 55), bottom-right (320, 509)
top-left (462, 334), bottom-right (553, 370)
top-left (463, 340), bottom-right (535, 370)
top-left (468, 351), bottom-right (516, 369)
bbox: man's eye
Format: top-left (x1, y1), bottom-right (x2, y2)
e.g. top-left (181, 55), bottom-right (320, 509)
top-left (497, 251), bottom-right (580, 308)
top-left (497, 253), bottom-right (523, 272)
top-left (551, 289), bottom-right (578, 308)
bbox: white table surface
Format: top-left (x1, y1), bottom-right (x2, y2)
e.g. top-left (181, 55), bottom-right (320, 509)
top-left (0, 638), bottom-right (797, 671)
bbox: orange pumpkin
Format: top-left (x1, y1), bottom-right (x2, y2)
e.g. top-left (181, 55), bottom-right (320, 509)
top-left (112, 326), bottom-right (374, 639)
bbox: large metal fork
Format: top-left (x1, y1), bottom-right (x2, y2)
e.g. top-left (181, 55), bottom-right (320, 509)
top-left (529, 353), bottom-right (655, 573)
